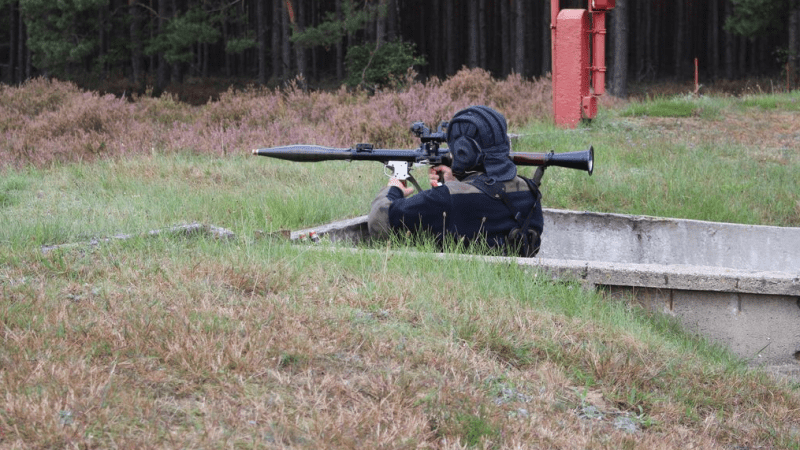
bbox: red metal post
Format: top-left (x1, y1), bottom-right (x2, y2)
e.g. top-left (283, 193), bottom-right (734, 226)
top-left (586, 0), bottom-right (613, 120)
top-left (553, 9), bottom-right (591, 128)
top-left (551, 0), bottom-right (560, 121)
top-left (551, 1), bottom-right (614, 128)
top-left (591, 9), bottom-right (607, 96)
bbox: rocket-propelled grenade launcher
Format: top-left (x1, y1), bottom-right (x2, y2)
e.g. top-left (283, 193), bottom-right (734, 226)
top-left (252, 121), bottom-right (593, 191)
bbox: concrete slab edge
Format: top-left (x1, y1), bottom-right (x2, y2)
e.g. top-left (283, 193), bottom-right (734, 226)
top-left (41, 223), bottom-right (236, 254)
top-left (518, 257), bottom-right (800, 297)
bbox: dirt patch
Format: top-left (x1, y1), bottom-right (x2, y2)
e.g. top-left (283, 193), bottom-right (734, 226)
top-left (628, 110), bottom-right (800, 155)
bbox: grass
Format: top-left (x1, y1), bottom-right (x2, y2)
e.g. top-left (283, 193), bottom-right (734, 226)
top-left (3, 235), bottom-right (797, 448)
top-left (1, 80), bottom-right (799, 448)
top-left (738, 91), bottom-right (800, 111)
top-left (530, 90), bottom-right (800, 226)
top-left (619, 94), bottom-right (729, 119)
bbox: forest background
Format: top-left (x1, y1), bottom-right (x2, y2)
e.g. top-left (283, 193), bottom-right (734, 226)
top-left (1, 0), bottom-right (800, 101)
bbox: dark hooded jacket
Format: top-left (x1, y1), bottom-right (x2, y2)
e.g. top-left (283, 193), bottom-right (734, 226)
top-left (368, 106), bottom-right (543, 256)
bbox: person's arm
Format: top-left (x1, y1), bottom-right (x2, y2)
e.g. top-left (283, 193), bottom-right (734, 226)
top-left (367, 179), bottom-right (413, 238)
top-left (369, 173), bottom-right (458, 240)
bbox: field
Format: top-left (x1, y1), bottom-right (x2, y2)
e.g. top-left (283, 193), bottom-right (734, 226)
top-left (1, 71), bottom-right (799, 448)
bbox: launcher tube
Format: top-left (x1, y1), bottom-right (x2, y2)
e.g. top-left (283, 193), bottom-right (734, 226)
top-left (252, 145), bottom-right (425, 163)
top-left (254, 144), bottom-right (592, 175)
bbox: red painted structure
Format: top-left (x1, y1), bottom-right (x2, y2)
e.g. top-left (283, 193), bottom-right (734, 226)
top-left (551, 0), bottom-right (615, 128)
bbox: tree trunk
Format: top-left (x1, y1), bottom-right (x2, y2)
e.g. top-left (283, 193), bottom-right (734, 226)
top-left (170, 0), bottom-right (182, 84)
top-left (790, 0), bottom-right (800, 82)
top-left (18, 15), bottom-right (26, 81)
top-left (610, 0), bottom-right (628, 97)
top-left (193, 43), bottom-right (200, 77)
top-left (479, 0), bottom-right (486, 69)
top-left (710, 0), bottom-right (720, 79)
top-left (446, 0), bottom-right (455, 75)
top-left (98, 4), bottom-right (106, 80)
top-left (376, 0), bottom-right (386, 44)
top-left (310, 0), bottom-right (318, 81)
top-left (738, 35), bottom-right (747, 76)
top-left (387, 0), bottom-right (397, 41)
top-left (257, 0), bottom-right (267, 84)
top-left (272, 0), bottom-right (281, 80)
top-left (724, 0), bottom-right (735, 79)
top-left (148, 0), bottom-right (155, 80)
top-left (501, 0), bottom-right (510, 74)
top-left (202, 42), bottom-right (209, 78)
top-left (222, 11), bottom-right (232, 77)
top-left (468, 0), bottom-right (478, 68)
top-left (415, 3), bottom-right (425, 74)
top-left (335, 0), bottom-right (343, 80)
top-left (25, 26), bottom-right (31, 80)
top-left (281, 0), bottom-right (291, 78)
top-left (237, 0), bottom-right (245, 76)
top-left (295, 0), bottom-right (306, 79)
top-left (130, 0), bottom-right (143, 86)
top-left (157, 0), bottom-right (168, 90)
top-left (515, 0), bottom-right (524, 75)
top-left (674, 0), bottom-right (684, 79)
top-left (653, 1), bottom-right (661, 79)
top-left (427, 0), bottom-right (439, 76)
top-left (634, 2), bottom-right (645, 81)
top-left (541, 0), bottom-right (550, 75)
top-left (8, 1), bottom-right (18, 83)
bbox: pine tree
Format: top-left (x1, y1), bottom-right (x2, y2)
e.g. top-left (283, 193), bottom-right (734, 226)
top-left (726, 0), bottom-right (799, 80)
top-left (20, 0), bottom-right (106, 78)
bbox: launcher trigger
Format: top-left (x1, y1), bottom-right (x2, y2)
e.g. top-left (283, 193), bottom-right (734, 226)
top-left (385, 160), bottom-right (411, 180)
top-left (385, 161), bottom-right (423, 192)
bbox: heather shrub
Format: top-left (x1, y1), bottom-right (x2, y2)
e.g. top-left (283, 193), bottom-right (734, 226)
top-left (2, 85), bottom-right (137, 166)
top-left (135, 91), bottom-right (197, 125)
top-left (1, 68), bottom-right (556, 169)
top-left (491, 72), bottom-right (553, 126)
top-left (440, 66), bottom-right (497, 100)
top-left (33, 92), bottom-right (129, 137)
top-left (440, 68), bottom-right (553, 127)
top-left (0, 77), bottom-right (82, 119)
top-left (202, 85), bottom-right (272, 130)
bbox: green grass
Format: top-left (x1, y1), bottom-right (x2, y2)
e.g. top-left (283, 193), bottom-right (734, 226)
top-left (619, 94), bottom-right (726, 119)
top-left (0, 152), bottom-right (383, 250)
top-left (738, 90), bottom-right (800, 111)
top-left (517, 95), bottom-right (799, 226)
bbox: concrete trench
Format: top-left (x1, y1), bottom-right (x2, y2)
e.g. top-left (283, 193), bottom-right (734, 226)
top-left (291, 208), bottom-right (800, 370)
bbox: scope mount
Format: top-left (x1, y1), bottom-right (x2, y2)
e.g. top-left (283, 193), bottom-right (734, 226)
top-left (411, 121), bottom-right (448, 143)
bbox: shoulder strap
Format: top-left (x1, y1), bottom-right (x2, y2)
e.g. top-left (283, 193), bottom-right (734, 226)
top-left (467, 173), bottom-right (517, 213)
top-left (467, 173), bottom-right (503, 196)
top-left (468, 174), bottom-right (542, 257)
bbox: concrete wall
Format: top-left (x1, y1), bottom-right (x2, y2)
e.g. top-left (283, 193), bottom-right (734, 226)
top-left (604, 286), bottom-right (800, 366)
top-left (539, 209), bottom-right (800, 272)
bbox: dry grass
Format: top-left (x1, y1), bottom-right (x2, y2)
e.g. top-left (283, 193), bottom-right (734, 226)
top-left (2, 241), bottom-right (799, 449)
top-left (623, 109), bottom-right (799, 156)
